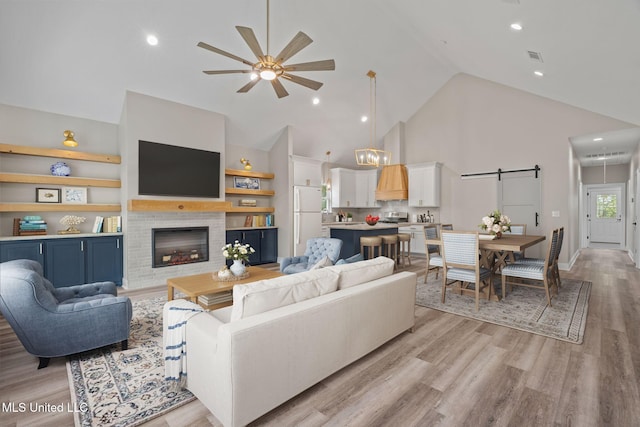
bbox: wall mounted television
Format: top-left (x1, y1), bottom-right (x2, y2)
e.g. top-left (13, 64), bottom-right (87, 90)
top-left (138, 140), bottom-right (221, 198)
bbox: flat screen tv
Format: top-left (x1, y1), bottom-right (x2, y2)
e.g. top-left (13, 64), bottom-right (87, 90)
top-left (138, 140), bottom-right (221, 198)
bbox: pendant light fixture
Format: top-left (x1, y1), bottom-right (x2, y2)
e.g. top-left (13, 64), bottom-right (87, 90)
top-left (355, 70), bottom-right (391, 167)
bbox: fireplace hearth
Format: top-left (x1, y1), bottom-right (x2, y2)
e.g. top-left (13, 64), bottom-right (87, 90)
top-left (152, 226), bottom-right (209, 268)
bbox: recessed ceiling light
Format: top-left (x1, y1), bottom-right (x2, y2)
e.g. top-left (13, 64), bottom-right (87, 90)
top-left (312, 97), bottom-right (320, 105)
top-left (361, 116), bottom-right (368, 123)
top-left (593, 137), bottom-right (603, 142)
top-left (510, 23), bottom-right (523, 31)
top-left (534, 70), bottom-right (544, 77)
top-left (146, 35), bottom-right (158, 46)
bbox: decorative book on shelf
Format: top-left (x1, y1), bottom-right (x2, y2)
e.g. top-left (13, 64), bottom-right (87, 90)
top-left (14, 216), bottom-right (48, 236)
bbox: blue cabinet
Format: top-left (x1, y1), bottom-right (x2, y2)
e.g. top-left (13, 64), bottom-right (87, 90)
top-left (45, 239), bottom-right (86, 287)
top-left (0, 235), bottom-right (123, 287)
top-left (225, 228), bottom-right (278, 266)
top-left (86, 236), bottom-right (123, 285)
top-left (0, 240), bottom-right (45, 265)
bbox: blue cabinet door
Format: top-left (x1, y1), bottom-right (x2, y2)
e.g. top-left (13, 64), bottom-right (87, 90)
top-left (0, 240), bottom-right (45, 265)
top-left (45, 239), bottom-right (85, 287)
top-left (242, 230), bottom-right (262, 265)
top-left (260, 228), bottom-right (278, 263)
top-left (86, 236), bottom-right (123, 285)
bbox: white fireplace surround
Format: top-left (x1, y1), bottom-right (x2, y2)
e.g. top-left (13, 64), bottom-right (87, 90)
top-left (123, 211), bottom-right (225, 289)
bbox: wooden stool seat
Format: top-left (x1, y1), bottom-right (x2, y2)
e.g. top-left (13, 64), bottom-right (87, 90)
top-left (360, 236), bottom-right (382, 260)
top-left (381, 234), bottom-right (399, 270)
top-left (397, 233), bottom-right (411, 266)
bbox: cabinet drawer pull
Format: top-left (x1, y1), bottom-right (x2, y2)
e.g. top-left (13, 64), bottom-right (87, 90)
top-left (116, 239), bottom-right (120, 249)
top-left (39, 243), bottom-right (43, 254)
top-left (81, 241), bottom-right (84, 251)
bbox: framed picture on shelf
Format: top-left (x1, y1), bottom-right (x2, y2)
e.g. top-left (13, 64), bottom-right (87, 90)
top-left (233, 177), bottom-right (260, 190)
top-left (35, 187), bottom-right (61, 203)
top-left (62, 187), bottom-right (88, 204)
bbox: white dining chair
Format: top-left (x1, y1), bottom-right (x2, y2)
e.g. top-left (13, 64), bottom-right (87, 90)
top-left (441, 231), bottom-right (493, 311)
top-left (501, 228), bottom-right (559, 306)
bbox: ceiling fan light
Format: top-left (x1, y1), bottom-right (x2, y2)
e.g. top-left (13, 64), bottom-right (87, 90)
top-left (250, 72), bottom-right (258, 80)
top-left (260, 69), bottom-right (277, 81)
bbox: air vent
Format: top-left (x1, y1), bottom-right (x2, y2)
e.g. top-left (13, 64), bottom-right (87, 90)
top-left (527, 51), bottom-right (544, 62)
top-left (585, 151), bottom-right (626, 158)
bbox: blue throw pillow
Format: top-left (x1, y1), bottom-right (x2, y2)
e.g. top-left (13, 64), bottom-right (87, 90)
top-left (335, 259), bottom-right (347, 265)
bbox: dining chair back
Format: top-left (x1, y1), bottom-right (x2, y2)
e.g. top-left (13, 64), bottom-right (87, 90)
top-left (440, 231), bottom-right (493, 311)
top-left (501, 228), bottom-right (558, 306)
top-left (504, 223), bottom-right (526, 261)
top-left (423, 224), bottom-right (442, 279)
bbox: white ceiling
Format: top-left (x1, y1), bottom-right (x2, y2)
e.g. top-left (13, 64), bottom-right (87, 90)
top-left (1, 0), bottom-right (639, 167)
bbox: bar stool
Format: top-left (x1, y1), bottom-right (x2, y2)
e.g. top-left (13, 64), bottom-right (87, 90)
top-left (360, 236), bottom-right (382, 260)
top-left (381, 234), bottom-right (399, 270)
top-left (397, 233), bottom-right (411, 266)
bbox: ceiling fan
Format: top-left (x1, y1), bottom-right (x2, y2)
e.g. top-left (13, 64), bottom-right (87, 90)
top-left (197, 0), bottom-right (335, 98)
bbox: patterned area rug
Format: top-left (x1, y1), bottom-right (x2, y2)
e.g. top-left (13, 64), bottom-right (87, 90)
top-left (66, 297), bottom-right (194, 427)
top-left (416, 274), bottom-right (591, 343)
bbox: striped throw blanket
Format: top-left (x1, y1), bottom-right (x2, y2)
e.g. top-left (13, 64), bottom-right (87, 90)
top-left (163, 299), bottom-right (204, 389)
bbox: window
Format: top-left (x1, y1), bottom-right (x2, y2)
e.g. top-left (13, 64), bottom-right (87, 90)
top-left (596, 194), bottom-right (617, 219)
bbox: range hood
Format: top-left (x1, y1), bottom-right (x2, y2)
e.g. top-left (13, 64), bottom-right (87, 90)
top-left (375, 164), bottom-right (408, 200)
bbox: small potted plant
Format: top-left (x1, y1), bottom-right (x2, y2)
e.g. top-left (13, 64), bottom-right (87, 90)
top-left (346, 212), bottom-right (353, 222)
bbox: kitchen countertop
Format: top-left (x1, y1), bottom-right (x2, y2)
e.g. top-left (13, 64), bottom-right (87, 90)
top-left (328, 223), bottom-right (400, 230)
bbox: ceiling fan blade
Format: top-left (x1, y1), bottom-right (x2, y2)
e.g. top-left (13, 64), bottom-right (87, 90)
top-left (281, 73), bottom-right (323, 91)
top-left (197, 41), bottom-right (255, 67)
top-left (275, 31), bottom-right (313, 63)
top-left (203, 70), bottom-right (253, 75)
top-left (236, 26), bottom-right (265, 60)
top-left (271, 79), bottom-right (289, 98)
top-left (283, 59), bottom-right (336, 72)
top-left (237, 78), bottom-right (261, 93)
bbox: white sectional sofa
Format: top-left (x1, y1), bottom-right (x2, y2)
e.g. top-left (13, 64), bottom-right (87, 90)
top-left (185, 256), bottom-right (417, 427)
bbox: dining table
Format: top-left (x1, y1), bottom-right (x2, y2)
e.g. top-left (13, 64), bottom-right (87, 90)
top-left (430, 233), bottom-right (546, 302)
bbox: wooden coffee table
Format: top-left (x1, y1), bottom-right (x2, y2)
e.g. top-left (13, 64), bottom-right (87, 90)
top-left (167, 266), bottom-right (283, 310)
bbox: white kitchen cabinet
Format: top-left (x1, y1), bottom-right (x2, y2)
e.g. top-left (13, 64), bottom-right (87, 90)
top-left (330, 168), bottom-right (356, 208)
top-left (292, 155), bottom-right (322, 187)
top-left (407, 162), bottom-right (441, 207)
top-left (354, 169), bottom-right (380, 208)
top-left (331, 168), bottom-right (380, 209)
top-left (399, 225), bottom-right (426, 255)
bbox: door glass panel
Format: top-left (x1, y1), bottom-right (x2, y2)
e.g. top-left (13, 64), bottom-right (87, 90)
top-left (596, 194), bottom-right (617, 219)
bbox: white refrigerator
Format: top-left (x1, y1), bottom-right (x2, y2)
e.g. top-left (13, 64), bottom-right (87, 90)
top-left (293, 186), bottom-right (323, 256)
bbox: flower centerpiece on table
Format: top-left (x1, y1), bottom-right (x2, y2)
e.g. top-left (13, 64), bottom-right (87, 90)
top-left (479, 210), bottom-right (511, 238)
top-left (222, 240), bottom-right (255, 276)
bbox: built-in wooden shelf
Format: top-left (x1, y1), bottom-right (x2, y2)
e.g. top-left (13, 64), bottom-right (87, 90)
top-left (226, 206), bottom-right (275, 213)
top-left (0, 172), bottom-right (121, 188)
top-left (224, 168), bottom-right (274, 179)
top-left (0, 203), bottom-right (121, 212)
top-left (225, 188), bottom-right (275, 196)
top-left (128, 199), bottom-right (232, 212)
top-left (0, 143), bottom-right (121, 164)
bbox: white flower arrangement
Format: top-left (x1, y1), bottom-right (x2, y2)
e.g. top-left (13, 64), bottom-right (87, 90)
top-left (479, 210), bottom-right (511, 235)
top-left (222, 240), bottom-right (255, 262)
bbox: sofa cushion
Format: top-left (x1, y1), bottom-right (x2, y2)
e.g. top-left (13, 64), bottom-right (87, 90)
top-left (328, 256), bottom-right (395, 290)
top-left (230, 268), bottom-right (340, 321)
top-left (309, 255), bottom-right (333, 270)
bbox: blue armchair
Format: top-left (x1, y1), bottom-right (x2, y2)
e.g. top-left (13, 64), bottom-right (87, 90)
top-left (0, 259), bottom-right (132, 368)
top-left (280, 238), bottom-right (343, 274)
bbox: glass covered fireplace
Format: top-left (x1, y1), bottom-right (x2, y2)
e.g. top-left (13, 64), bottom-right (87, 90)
top-left (152, 226), bottom-right (209, 268)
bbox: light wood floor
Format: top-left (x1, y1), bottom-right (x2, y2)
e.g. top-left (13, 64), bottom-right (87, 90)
top-left (1, 249), bottom-right (639, 426)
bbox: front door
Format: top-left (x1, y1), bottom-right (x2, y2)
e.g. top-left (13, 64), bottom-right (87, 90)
top-left (587, 184), bottom-right (625, 247)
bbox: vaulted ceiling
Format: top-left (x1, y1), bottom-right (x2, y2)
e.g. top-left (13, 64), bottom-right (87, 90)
top-left (1, 0), bottom-right (639, 167)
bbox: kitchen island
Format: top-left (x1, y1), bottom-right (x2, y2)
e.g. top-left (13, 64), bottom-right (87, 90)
top-left (330, 223), bottom-right (399, 260)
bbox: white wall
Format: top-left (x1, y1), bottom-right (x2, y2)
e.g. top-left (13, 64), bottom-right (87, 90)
top-left (581, 164), bottom-right (629, 184)
top-left (270, 127), bottom-right (293, 259)
top-left (403, 73), bottom-right (635, 264)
